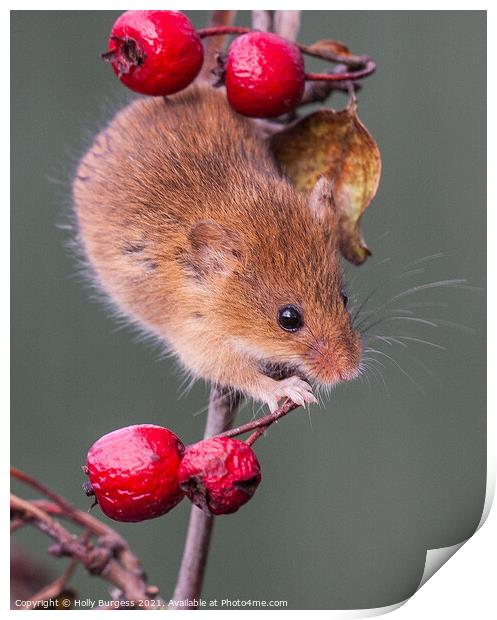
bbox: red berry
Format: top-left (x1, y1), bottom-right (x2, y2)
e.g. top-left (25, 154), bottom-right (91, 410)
top-left (85, 424), bottom-right (185, 522)
top-left (178, 437), bottom-right (261, 515)
top-left (225, 32), bottom-right (305, 118)
top-left (103, 10), bottom-right (204, 96)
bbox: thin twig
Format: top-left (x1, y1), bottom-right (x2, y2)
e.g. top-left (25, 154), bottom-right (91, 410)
top-left (28, 557), bottom-right (78, 605)
top-left (273, 11), bottom-right (301, 42)
top-left (198, 25), bottom-right (248, 39)
top-left (11, 494), bottom-right (89, 561)
top-left (218, 399), bottom-right (300, 442)
top-left (251, 10), bottom-right (273, 32)
top-left (305, 60), bottom-right (376, 82)
top-left (10, 491), bottom-right (156, 604)
top-left (11, 466), bottom-right (84, 517)
top-left (199, 11), bottom-right (237, 81)
top-left (10, 466), bottom-right (142, 576)
top-left (300, 63), bottom-right (359, 105)
top-left (170, 387), bottom-right (240, 608)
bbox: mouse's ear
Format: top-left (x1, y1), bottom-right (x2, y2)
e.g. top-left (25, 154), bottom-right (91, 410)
top-left (308, 177), bottom-right (339, 225)
top-left (188, 220), bottom-right (242, 277)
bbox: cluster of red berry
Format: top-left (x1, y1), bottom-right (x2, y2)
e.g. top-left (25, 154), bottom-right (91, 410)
top-left (103, 10), bottom-right (307, 118)
top-left (84, 425), bottom-right (261, 522)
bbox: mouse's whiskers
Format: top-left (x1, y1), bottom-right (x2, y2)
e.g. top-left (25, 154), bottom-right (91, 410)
top-left (363, 346), bottom-right (424, 392)
top-left (347, 252), bottom-right (446, 324)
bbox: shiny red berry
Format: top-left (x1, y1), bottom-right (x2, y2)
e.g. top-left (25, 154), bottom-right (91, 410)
top-left (178, 436), bottom-right (262, 515)
top-left (103, 10), bottom-right (204, 96)
top-left (225, 31), bottom-right (305, 118)
top-left (85, 424), bottom-right (185, 522)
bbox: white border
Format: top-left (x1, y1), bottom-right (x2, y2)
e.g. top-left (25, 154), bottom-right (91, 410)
top-left (6, 4), bottom-right (491, 618)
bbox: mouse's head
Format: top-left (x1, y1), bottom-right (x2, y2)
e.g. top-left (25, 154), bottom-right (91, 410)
top-left (187, 177), bottom-right (362, 390)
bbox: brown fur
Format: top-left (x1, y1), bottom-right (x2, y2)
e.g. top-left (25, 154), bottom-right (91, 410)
top-left (73, 85), bottom-right (361, 408)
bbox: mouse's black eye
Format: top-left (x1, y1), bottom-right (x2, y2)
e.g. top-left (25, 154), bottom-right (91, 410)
top-left (341, 291), bottom-right (349, 308)
top-left (277, 305), bottom-right (304, 332)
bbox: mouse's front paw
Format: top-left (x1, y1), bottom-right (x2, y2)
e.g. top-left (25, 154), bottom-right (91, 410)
top-left (265, 376), bottom-right (317, 412)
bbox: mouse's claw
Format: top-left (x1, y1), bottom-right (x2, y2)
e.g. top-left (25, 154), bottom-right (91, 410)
top-left (266, 376), bottom-right (317, 412)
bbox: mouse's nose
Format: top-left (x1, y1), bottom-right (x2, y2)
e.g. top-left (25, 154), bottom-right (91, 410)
top-left (306, 336), bottom-right (362, 385)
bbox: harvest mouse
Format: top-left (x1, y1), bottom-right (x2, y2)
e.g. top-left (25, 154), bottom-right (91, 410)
top-left (73, 85), bottom-right (362, 411)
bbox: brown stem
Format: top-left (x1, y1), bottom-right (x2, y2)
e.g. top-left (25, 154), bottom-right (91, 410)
top-left (11, 494), bottom-right (154, 604)
top-left (11, 466), bottom-right (82, 517)
top-left (170, 387), bottom-right (240, 608)
top-left (10, 466), bottom-right (143, 577)
top-left (305, 59), bottom-right (376, 82)
top-left (273, 11), bottom-right (301, 41)
top-left (199, 11), bottom-right (237, 81)
top-left (245, 428), bottom-right (265, 447)
top-left (198, 25), bottom-right (248, 39)
top-left (28, 557), bottom-right (78, 605)
top-left (11, 494), bottom-right (89, 561)
top-left (299, 63), bottom-right (358, 106)
top-left (251, 10), bottom-right (273, 32)
top-left (218, 399), bottom-right (300, 444)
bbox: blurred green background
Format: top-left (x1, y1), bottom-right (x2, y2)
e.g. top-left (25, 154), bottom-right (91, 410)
top-left (11, 11), bottom-right (486, 610)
